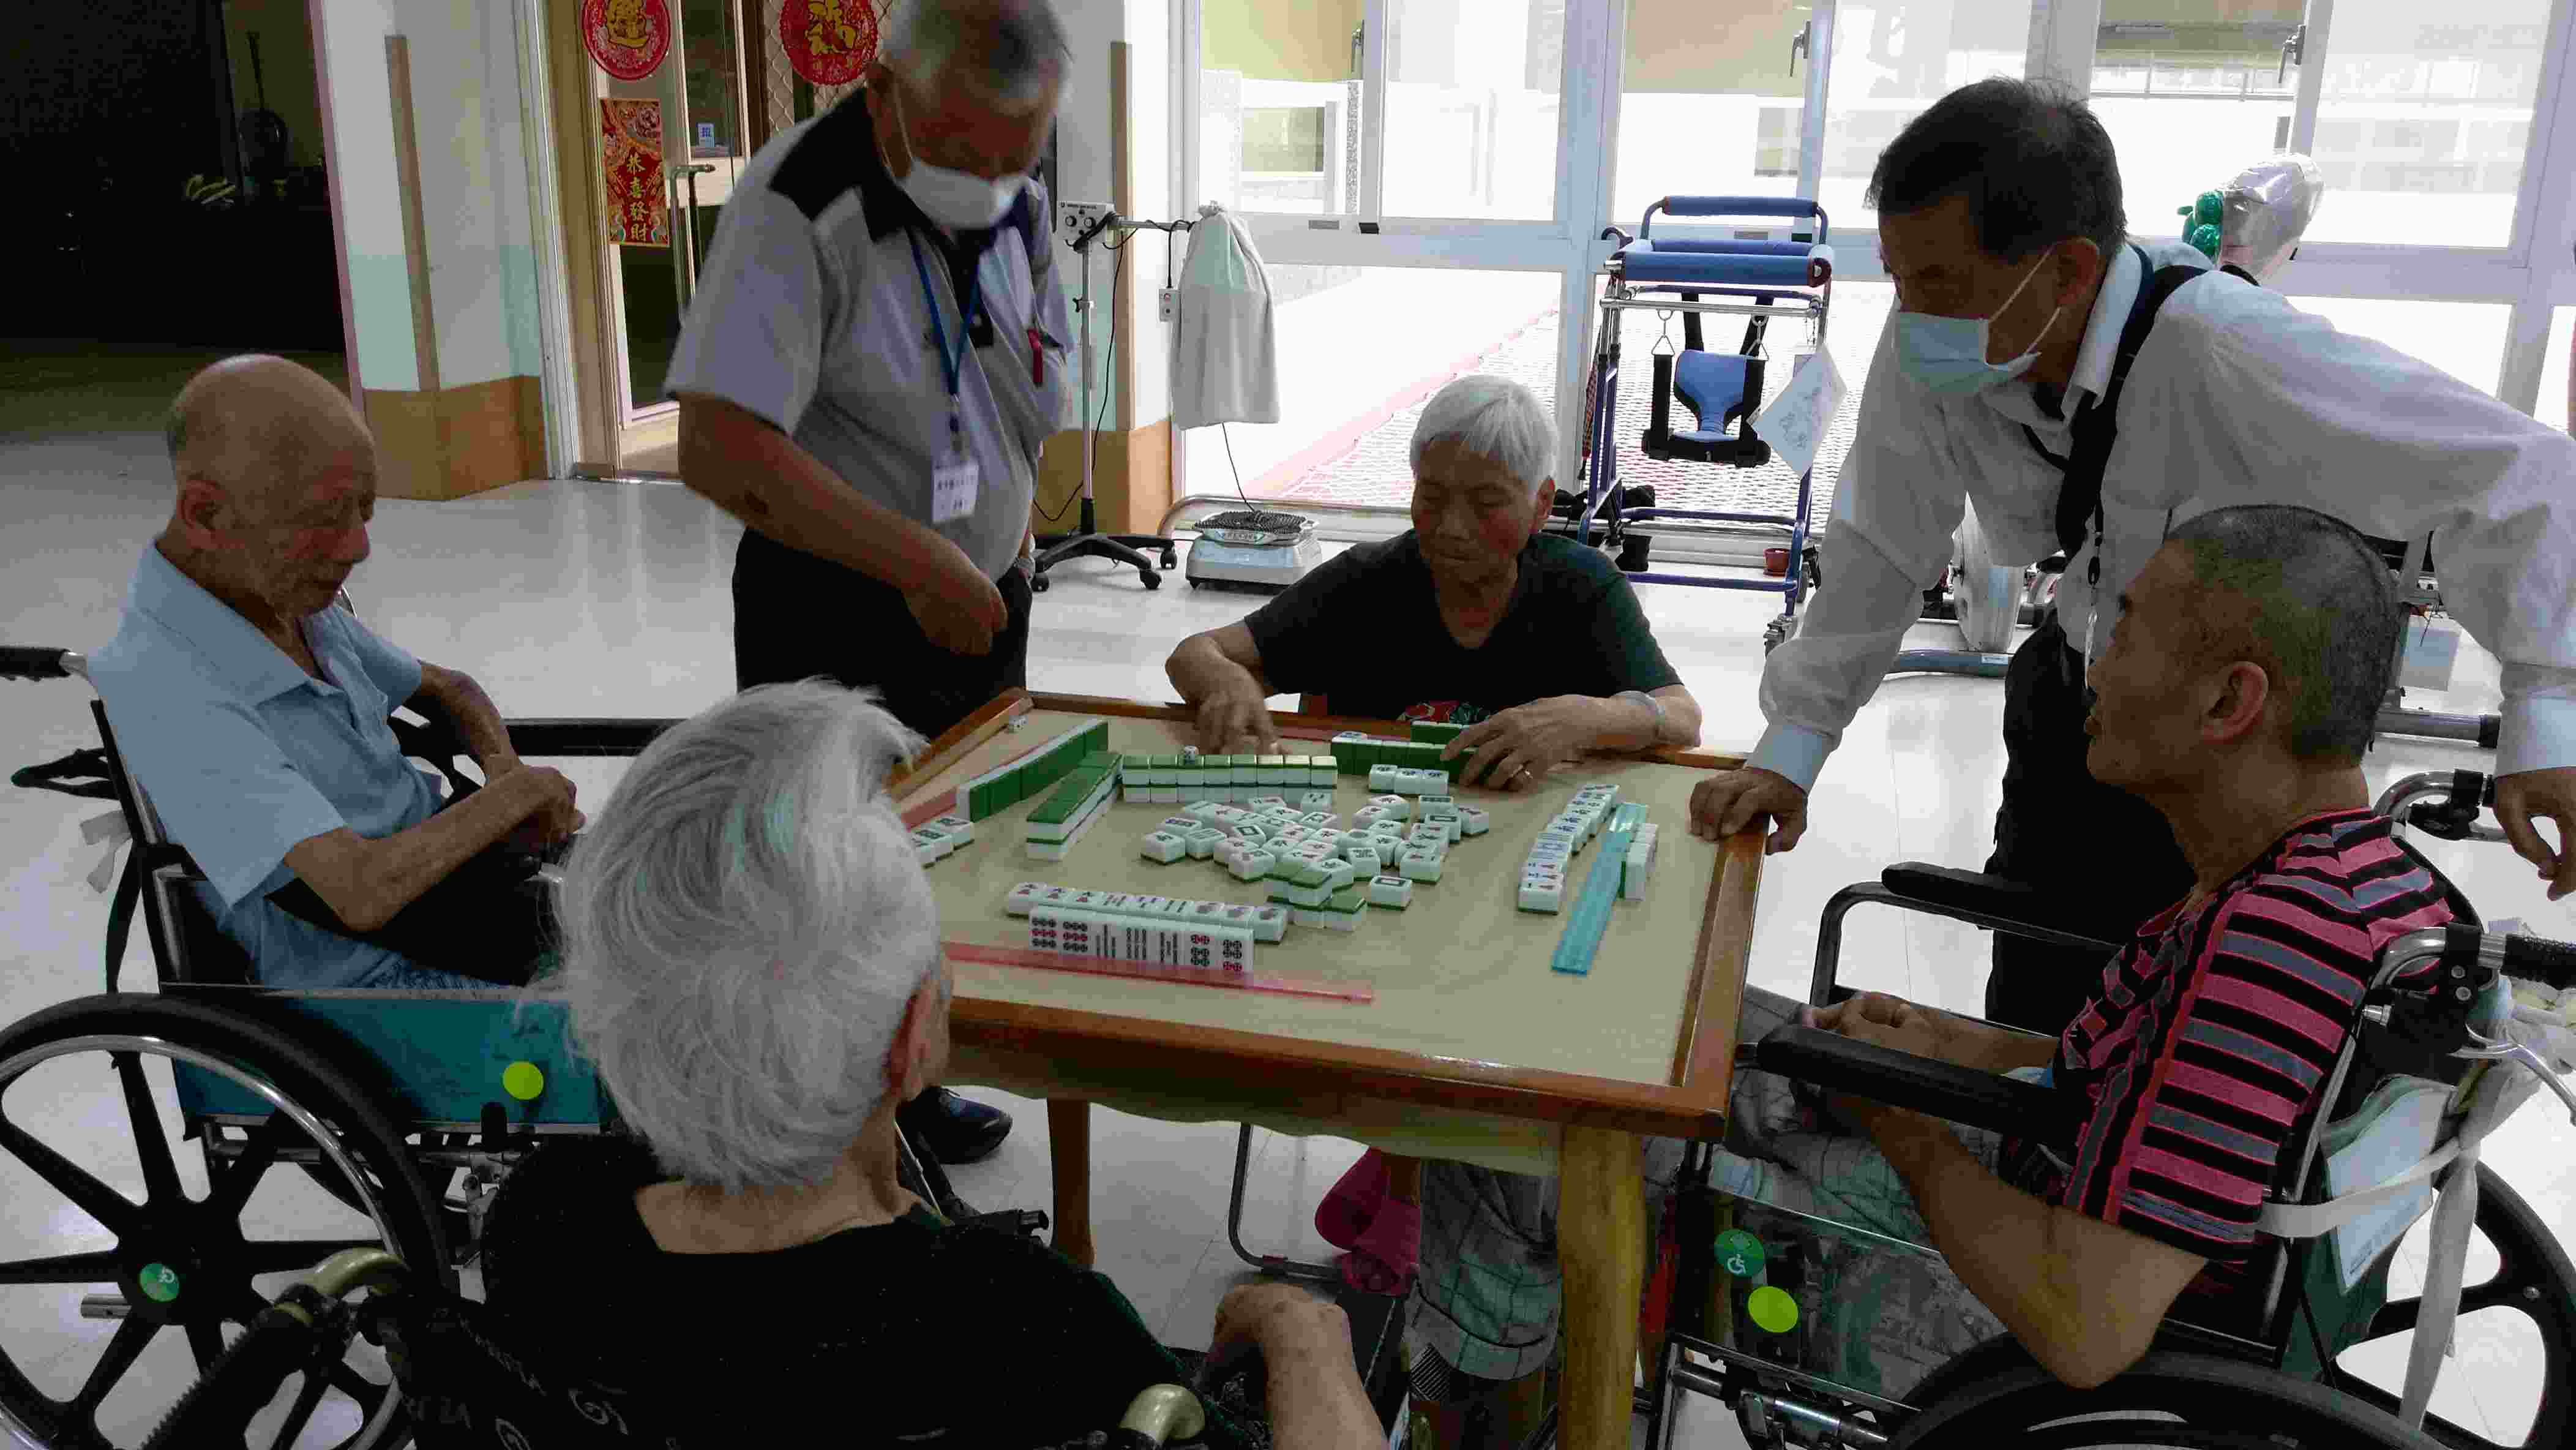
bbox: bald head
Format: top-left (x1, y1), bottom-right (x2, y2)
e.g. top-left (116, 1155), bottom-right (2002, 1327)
top-left (166, 355), bottom-right (372, 516)
top-left (160, 355), bottom-right (377, 633)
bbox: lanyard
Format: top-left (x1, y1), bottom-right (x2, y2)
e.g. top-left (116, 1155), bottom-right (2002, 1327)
top-left (905, 228), bottom-right (983, 436)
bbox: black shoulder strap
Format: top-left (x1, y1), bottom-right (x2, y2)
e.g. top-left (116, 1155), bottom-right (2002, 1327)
top-left (2043, 245), bottom-right (2242, 565)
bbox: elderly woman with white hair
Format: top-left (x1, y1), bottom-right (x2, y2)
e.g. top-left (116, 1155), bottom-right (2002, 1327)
top-left (1165, 374), bottom-right (1701, 1443)
top-left (1167, 374), bottom-right (1702, 786)
top-left (479, 682), bottom-right (1381, 1448)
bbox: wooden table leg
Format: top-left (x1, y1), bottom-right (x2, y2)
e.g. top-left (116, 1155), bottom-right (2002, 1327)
top-left (1559, 1125), bottom-right (1646, 1450)
top-left (1047, 1098), bottom-right (1095, 1268)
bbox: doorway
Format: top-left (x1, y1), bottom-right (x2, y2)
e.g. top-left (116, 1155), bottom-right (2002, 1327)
top-left (554, 0), bottom-right (754, 478)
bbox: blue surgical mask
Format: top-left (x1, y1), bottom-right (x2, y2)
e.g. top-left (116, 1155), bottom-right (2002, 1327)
top-left (1894, 250), bottom-right (2062, 397)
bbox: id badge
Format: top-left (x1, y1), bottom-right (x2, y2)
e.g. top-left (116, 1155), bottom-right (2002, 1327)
top-left (930, 453), bottom-right (980, 525)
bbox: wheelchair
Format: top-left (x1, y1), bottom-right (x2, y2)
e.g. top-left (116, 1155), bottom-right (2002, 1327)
top-left (0, 642), bottom-right (1019, 1449)
top-left (1480, 770), bottom-right (2573, 1450)
top-left (129, 1247), bottom-right (1227, 1449)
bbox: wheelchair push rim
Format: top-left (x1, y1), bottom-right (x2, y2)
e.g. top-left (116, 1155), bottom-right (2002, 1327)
top-left (0, 994), bottom-right (448, 1450)
top-left (1887, 1347), bottom-right (2444, 1449)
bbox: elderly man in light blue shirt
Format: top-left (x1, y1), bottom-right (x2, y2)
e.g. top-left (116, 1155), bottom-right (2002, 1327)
top-left (87, 355), bottom-right (582, 990)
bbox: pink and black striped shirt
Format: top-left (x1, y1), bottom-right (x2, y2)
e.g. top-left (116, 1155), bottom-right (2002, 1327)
top-left (2031, 809), bottom-right (2457, 1309)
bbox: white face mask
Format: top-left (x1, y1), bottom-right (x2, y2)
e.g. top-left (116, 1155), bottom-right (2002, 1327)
top-left (883, 86), bottom-right (1024, 231)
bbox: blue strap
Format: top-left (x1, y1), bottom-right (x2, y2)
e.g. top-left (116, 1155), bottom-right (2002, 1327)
top-left (905, 228), bottom-right (983, 407)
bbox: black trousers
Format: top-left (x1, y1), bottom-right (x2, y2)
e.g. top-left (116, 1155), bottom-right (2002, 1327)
top-left (1981, 609), bottom-right (2192, 1037)
top-left (731, 527), bottom-right (1034, 742)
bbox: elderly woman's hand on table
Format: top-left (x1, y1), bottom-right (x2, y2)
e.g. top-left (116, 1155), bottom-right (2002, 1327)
top-left (1443, 695), bottom-right (1618, 791)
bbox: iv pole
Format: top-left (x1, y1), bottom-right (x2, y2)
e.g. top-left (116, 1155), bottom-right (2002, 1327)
top-left (1030, 211), bottom-right (1190, 593)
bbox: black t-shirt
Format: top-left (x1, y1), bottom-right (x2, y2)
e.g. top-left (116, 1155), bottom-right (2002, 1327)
top-left (1243, 531), bottom-right (1681, 724)
top-left (479, 1136), bottom-right (1239, 1446)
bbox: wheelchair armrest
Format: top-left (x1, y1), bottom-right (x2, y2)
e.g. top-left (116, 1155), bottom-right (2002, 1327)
top-left (1880, 863), bottom-right (2124, 952)
top-left (1754, 1024), bottom-right (2067, 1143)
top-left (501, 718), bottom-right (681, 758)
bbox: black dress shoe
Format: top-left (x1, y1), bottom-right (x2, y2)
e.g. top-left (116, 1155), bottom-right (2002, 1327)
top-left (897, 1086), bottom-right (1013, 1165)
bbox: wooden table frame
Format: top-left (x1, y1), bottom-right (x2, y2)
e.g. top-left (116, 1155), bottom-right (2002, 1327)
top-left (895, 691), bottom-right (1765, 1450)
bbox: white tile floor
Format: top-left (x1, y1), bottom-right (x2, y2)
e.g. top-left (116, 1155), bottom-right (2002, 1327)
top-left (1, 357), bottom-right (2570, 1445)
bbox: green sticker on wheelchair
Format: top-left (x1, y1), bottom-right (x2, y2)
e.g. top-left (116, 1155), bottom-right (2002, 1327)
top-left (1746, 1285), bottom-right (1798, 1334)
top-left (138, 1264), bottom-right (181, 1304)
top-left (501, 1061), bottom-right (545, 1101)
top-left (1714, 1229), bottom-right (1765, 1278)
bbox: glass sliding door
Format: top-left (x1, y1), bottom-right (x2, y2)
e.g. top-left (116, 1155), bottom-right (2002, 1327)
top-left (1611, 0), bottom-right (1818, 230)
top-left (1818, 1), bottom-right (2035, 228)
top-left (2305, 0), bottom-right (2553, 247)
top-left (2089, 3), bottom-right (2303, 243)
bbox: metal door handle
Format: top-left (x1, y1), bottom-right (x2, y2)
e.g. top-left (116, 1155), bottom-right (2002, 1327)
top-left (2277, 23), bottom-right (2306, 84)
top-left (1791, 20), bottom-right (1811, 74)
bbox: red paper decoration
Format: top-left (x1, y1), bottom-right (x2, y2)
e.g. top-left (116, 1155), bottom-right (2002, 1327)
top-left (601, 99), bottom-right (669, 247)
top-left (781, 0), bottom-right (880, 87)
top-left (582, 0), bottom-right (673, 82)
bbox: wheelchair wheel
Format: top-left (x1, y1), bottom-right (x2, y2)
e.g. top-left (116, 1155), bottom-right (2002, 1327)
top-left (1890, 1344), bottom-right (2439, 1448)
top-left (2324, 1165), bottom-right (2576, 1450)
top-left (0, 993), bottom-right (448, 1449)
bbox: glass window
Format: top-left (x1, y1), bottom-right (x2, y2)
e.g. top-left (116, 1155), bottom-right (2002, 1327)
top-left (1181, 266), bottom-right (1559, 503)
top-left (1200, 0), bottom-right (1362, 214)
top-left (2306, 2), bottom-right (2552, 247)
top-left (1610, 0), bottom-right (1811, 229)
top-left (1819, 2), bottom-right (2035, 229)
top-left (2089, 5), bottom-right (2301, 250)
top-left (1381, 0), bottom-right (1565, 220)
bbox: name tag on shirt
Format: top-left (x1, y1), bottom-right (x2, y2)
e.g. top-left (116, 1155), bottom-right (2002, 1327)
top-left (930, 455), bottom-right (980, 525)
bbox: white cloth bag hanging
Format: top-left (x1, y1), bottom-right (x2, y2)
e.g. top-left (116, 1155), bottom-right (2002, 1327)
top-left (1172, 203), bottom-right (1279, 429)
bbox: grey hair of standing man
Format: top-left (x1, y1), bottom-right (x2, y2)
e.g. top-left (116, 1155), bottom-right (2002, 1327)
top-left (882, 0), bottom-right (1072, 111)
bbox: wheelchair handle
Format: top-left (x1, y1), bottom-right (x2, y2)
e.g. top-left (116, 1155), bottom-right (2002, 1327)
top-left (1641, 195), bottom-right (1827, 239)
top-left (140, 1297), bottom-right (338, 1449)
top-left (2501, 932), bottom-right (2576, 990)
top-left (139, 1249), bottom-right (411, 1450)
top-left (0, 646), bottom-right (81, 682)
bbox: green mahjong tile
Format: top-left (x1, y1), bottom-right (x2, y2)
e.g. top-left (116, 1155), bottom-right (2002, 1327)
top-left (1409, 721), bottom-right (1469, 745)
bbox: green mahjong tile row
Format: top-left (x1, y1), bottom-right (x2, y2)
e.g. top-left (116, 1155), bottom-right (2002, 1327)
top-left (1027, 759), bottom-right (1122, 825)
top-left (961, 719), bottom-right (1113, 821)
top-left (1329, 734), bottom-right (1461, 779)
top-left (1407, 720), bottom-right (1469, 746)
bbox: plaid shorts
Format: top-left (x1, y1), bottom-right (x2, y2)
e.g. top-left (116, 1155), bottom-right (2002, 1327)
top-left (1404, 1138), bottom-right (1688, 1386)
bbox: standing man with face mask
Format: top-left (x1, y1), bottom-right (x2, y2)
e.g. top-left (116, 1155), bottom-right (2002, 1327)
top-left (668, 0), bottom-right (1073, 1163)
top-left (1687, 78), bottom-right (2576, 1038)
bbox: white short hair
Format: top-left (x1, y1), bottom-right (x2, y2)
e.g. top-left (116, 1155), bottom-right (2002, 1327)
top-left (1409, 374), bottom-right (1556, 497)
top-left (551, 682), bottom-right (934, 1191)
top-left (884, 0), bottom-right (1069, 112)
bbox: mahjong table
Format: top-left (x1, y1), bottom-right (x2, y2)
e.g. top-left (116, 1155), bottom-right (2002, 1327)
top-left (892, 690), bottom-right (1765, 1450)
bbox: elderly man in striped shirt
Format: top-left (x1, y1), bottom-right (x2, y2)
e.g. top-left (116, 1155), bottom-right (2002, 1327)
top-left (1715, 503), bottom-right (2460, 1395)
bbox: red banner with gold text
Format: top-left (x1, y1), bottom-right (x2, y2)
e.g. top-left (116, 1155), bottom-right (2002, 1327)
top-left (601, 99), bottom-right (668, 247)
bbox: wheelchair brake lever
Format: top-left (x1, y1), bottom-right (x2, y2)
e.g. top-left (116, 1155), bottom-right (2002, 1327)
top-left (2456, 1024), bottom-right (2576, 1125)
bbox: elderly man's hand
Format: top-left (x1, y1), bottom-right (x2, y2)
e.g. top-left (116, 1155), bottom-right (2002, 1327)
top-left (1193, 689), bottom-right (1280, 757)
top-left (1445, 696), bottom-right (1604, 791)
top-left (906, 548), bottom-right (1009, 656)
top-left (1814, 997), bottom-right (1947, 1138)
top-left (503, 766), bottom-right (583, 853)
top-left (1690, 767), bottom-right (1808, 852)
top-left (2495, 766), bottom-right (2576, 901)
